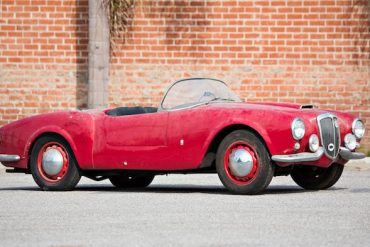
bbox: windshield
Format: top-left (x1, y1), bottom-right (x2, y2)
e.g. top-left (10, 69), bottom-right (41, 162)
top-left (160, 78), bottom-right (241, 111)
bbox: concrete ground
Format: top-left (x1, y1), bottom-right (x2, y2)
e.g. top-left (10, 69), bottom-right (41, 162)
top-left (0, 160), bottom-right (369, 247)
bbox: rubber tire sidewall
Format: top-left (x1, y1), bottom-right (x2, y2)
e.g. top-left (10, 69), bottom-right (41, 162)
top-left (216, 130), bottom-right (274, 195)
top-left (291, 163), bottom-right (344, 190)
top-left (30, 136), bottom-right (81, 191)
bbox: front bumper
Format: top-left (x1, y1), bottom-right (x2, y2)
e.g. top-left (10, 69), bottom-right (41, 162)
top-left (0, 154), bottom-right (21, 162)
top-left (271, 147), bottom-right (365, 163)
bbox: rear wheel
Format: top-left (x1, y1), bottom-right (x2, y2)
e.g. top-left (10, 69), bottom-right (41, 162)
top-left (109, 174), bottom-right (155, 188)
top-left (291, 163), bottom-right (344, 190)
top-left (30, 136), bottom-right (81, 191)
top-left (216, 130), bottom-right (274, 195)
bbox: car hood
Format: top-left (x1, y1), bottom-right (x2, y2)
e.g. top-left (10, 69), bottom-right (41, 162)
top-left (210, 101), bottom-right (320, 114)
top-left (208, 101), bottom-right (355, 122)
top-left (207, 101), bottom-right (357, 136)
top-left (246, 101), bottom-right (314, 109)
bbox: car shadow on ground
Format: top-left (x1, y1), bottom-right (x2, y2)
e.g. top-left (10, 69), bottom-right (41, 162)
top-left (0, 184), bottom-right (347, 195)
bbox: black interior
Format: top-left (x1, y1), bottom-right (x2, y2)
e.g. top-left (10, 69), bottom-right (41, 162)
top-left (106, 106), bottom-right (158, 116)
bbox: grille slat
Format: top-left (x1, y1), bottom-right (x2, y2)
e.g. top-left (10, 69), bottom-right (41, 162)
top-left (317, 114), bottom-right (340, 159)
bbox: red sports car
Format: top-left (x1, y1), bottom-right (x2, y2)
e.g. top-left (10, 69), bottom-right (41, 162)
top-left (0, 78), bottom-right (366, 194)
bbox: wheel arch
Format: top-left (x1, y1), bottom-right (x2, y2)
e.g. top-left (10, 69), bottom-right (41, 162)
top-left (26, 131), bottom-right (80, 170)
top-left (201, 124), bottom-right (272, 168)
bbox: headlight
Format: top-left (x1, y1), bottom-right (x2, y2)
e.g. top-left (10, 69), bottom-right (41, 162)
top-left (344, 133), bottom-right (356, 151)
top-left (352, 119), bottom-right (365, 139)
top-left (291, 118), bottom-right (305, 140)
top-left (309, 134), bottom-right (319, 152)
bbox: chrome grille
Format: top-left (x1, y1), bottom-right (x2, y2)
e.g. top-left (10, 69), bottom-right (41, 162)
top-left (317, 113), bottom-right (340, 159)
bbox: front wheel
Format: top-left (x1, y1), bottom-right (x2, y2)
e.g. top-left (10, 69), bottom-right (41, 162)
top-left (109, 174), bottom-right (155, 188)
top-left (30, 136), bottom-right (81, 191)
top-left (291, 163), bottom-right (344, 190)
top-left (216, 130), bottom-right (274, 195)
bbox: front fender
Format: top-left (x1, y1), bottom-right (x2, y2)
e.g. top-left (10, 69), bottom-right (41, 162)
top-left (201, 110), bottom-right (294, 159)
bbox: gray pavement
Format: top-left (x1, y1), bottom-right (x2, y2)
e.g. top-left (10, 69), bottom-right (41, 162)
top-left (0, 161), bottom-right (369, 247)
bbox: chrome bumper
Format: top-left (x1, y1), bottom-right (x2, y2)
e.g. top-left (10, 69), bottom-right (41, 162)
top-left (271, 147), bottom-right (325, 163)
top-left (0, 154), bottom-right (21, 162)
top-left (271, 147), bottom-right (366, 163)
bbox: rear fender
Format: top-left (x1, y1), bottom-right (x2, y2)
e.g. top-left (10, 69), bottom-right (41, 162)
top-left (25, 126), bottom-right (78, 164)
top-left (24, 125), bottom-right (93, 170)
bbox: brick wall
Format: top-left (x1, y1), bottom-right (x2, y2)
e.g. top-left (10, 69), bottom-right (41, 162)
top-left (0, 0), bottom-right (89, 122)
top-left (1, 0), bottom-right (370, 152)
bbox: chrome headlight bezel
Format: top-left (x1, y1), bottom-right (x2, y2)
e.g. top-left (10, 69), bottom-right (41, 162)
top-left (309, 134), bottom-right (320, 152)
top-left (344, 133), bottom-right (357, 151)
top-left (352, 118), bottom-right (365, 139)
top-left (291, 118), bottom-right (305, 140)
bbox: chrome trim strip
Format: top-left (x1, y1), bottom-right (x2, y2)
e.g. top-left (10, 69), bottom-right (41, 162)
top-left (339, 147), bottom-right (366, 160)
top-left (271, 147), bottom-right (324, 163)
top-left (0, 154), bottom-right (21, 162)
top-left (162, 102), bottom-right (208, 112)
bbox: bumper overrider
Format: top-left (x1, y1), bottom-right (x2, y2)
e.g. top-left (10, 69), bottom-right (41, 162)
top-left (0, 154), bottom-right (21, 162)
top-left (272, 147), bottom-right (365, 163)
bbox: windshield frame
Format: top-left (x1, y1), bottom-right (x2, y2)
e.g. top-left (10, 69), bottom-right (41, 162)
top-left (158, 78), bottom-right (239, 112)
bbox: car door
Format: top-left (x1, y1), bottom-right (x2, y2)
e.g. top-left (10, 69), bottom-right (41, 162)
top-left (94, 111), bottom-right (169, 169)
top-left (165, 106), bottom-right (215, 169)
top-left (104, 112), bottom-right (168, 147)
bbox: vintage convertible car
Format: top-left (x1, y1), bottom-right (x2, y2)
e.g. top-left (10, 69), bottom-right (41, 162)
top-left (0, 78), bottom-right (366, 194)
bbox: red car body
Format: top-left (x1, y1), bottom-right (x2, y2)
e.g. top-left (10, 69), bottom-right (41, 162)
top-left (0, 78), bottom-right (366, 194)
top-left (0, 102), bottom-right (360, 170)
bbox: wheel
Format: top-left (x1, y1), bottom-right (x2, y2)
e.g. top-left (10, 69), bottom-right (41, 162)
top-left (216, 130), bottom-right (274, 195)
top-left (109, 174), bottom-right (155, 188)
top-left (30, 135), bottom-right (81, 191)
top-left (291, 163), bottom-right (344, 190)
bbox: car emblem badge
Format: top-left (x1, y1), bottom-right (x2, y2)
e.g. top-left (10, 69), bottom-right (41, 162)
top-left (328, 143), bottom-right (335, 152)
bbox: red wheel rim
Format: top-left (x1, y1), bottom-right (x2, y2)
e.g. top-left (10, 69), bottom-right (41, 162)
top-left (36, 142), bottom-right (69, 183)
top-left (223, 141), bottom-right (259, 185)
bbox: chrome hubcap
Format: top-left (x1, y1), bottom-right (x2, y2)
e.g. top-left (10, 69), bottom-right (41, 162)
top-left (229, 148), bottom-right (253, 177)
top-left (42, 148), bottom-right (64, 176)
